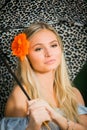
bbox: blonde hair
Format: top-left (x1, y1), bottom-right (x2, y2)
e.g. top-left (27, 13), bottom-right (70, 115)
top-left (16, 22), bottom-right (79, 122)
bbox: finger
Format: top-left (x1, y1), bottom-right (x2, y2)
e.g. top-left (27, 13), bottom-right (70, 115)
top-left (29, 99), bottom-right (50, 108)
top-left (27, 98), bottom-right (40, 106)
top-left (30, 107), bottom-right (51, 123)
top-left (27, 110), bottom-right (29, 115)
top-left (27, 99), bottom-right (54, 116)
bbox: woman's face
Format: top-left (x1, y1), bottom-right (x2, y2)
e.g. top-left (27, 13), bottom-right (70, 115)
top-left (28, 29), bottom-right (62, 73)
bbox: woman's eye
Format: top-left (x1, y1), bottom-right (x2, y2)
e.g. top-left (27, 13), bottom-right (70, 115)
top-left (51, 44), bottom-right (58, 47)
top-left (35, 48), bottom-right (42, 51)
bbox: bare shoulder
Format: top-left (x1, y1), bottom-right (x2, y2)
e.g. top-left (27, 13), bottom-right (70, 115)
top-left (11, 85), bottom-right (28, 99)
top-left (5, 85), bottom-right (28, 117)
top-left (72, 87), bottom-right (85, 105)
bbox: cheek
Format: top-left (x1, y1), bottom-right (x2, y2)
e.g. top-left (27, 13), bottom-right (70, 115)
top-left (55, 48), bottom-right (62, 57)
top-left (28, 53), bottom-right (43, 66)
top-left (56, 49), bottom-right (62, 63)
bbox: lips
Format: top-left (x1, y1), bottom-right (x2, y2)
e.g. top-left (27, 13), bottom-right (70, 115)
top-left (44, 59), bottom-right (56, 64)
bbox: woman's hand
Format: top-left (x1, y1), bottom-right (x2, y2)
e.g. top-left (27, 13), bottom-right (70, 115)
top-left (26, 98), bottom-right (55, 130)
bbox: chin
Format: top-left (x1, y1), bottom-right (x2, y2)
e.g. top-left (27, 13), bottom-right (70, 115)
top-left (44, 66), bottom-right (57, 72)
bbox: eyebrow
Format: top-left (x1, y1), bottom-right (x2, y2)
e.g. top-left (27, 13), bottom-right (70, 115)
top-left (32, 40), bottom-right (58, 48)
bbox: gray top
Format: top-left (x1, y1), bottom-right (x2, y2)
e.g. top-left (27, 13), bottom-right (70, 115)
top-left (0, 104), bottom-right (87, 130)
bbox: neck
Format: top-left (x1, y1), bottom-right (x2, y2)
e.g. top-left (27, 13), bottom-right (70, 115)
top-left (36, 71), bottom-right (55, 90)
top-left (35, 71), bottom-right (58, 107)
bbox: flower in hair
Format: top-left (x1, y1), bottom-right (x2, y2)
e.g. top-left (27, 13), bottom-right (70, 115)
top-left (11, 33), bottom-right (29, 61)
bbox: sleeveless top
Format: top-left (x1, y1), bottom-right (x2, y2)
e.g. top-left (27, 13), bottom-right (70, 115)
top-left (0, 104), bottom-right (87, 130)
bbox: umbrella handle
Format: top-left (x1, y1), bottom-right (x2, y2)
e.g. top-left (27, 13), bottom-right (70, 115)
top-left (0, 49), bottom-right (31, 100)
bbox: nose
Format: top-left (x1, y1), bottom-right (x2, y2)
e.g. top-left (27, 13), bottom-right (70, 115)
top-left (44, 48), bottom-right (52, 57)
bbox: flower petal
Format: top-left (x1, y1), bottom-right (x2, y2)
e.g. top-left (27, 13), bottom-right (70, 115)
top-left (11, 33), bottom-right (29, 61)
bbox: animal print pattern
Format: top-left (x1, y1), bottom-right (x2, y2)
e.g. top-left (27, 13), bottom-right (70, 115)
top-left (0, 0), bottom-right (87, 119)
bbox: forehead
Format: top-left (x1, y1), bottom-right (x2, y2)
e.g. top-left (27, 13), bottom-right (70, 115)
top-left (29, 29), bottom-right (57, 44)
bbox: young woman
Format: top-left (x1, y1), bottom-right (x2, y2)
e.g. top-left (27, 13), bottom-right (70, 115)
top-left (4, 22), bottom-right (87, 130)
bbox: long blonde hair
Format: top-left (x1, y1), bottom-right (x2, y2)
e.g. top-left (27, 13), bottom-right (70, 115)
top-left (16, 22), bottom-right (79, 122)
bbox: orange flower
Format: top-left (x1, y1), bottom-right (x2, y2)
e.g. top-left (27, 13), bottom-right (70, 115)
top-left (11, 33), bottom-right (29, 61)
